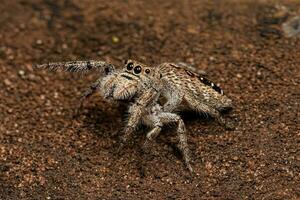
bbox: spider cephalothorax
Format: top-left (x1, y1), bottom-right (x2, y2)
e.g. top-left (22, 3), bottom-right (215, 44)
top-left (36, 58), bottom-right (233, 173)
top-left (100, 59), bottom-right (159, 101)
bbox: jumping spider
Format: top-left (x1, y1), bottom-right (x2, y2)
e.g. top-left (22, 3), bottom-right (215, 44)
top-left (36, 59), bottom-right (233, 173)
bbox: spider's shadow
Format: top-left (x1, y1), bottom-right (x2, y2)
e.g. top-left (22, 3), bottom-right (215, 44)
top-left (80, 103), bottom-right (127, 140)
top-left (80, 105), bottom-right (226, 147)
top-left (79, 104), bottom-right (233, 176)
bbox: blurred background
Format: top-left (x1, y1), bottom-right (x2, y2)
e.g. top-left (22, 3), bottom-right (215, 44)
top-left (0, 0), bottom-right (299, 199)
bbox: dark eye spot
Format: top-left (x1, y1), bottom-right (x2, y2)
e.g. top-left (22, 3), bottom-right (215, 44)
top-left (134, 66), bottom-right (142, 74)
top-left (126, 63), bottom-right (134, 70)
top-left (124, 60), bottom-right (128, 64)
top-left (145, 69), bottom-right (150, 74)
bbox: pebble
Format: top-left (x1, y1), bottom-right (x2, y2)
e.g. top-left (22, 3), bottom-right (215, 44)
top-left (233, 156), bottom-right (239, 161)
top-left (18, 70), bottom-right (25, 76)
top-left (4, 79), bottom-right (12, 86)
top-left (112, 36), bottom-right (120, 43)
top-left (187, 25), bottom-right (198, 34)
top-left (36, 39), bottom-right (43, 45)
top-left (257, 71), bottom-right (262, 76)
top-left (20, 23), bottom-right (26, 29)
top-left (28, 74), bottom-right (35, 80)
top-left (209, 56), bottom-right (215, 61)
top-left (62, 43), bottom-right (68, 49)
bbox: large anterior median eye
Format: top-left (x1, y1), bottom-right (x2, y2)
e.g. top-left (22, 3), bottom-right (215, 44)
top-left (134, 66), bottom-right (142, 74)
top-left (126, 63), bottom-right (134, 70)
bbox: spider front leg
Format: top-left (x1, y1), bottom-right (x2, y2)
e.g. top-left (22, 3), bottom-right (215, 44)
top-left (116, 103), bottom-right (143, 154)
top-left (121, 103), bottom-right (143, 143)
top-left (118, 88), bottom-right (159, 152)
top-left (75, 70), bottom-right (119, 117)
top-left (36, 60), bottom-right (115, 74)
top-left (74, 78), bottom-right (102, 117)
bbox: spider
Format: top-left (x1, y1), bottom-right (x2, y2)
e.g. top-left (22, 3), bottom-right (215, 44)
top-left (36, 59), bottom-right (233, 173)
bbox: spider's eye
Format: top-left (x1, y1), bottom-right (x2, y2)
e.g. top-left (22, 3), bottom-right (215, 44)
top-left (126, 63), bottom-right (134, 70)
top-left (145, 69), bottom-right (150, 74)
top-left (134, 66), bottom-right (142, 74)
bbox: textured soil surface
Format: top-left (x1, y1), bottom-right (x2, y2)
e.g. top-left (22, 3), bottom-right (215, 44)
top-left (0, 0), bottom-right (299, 199)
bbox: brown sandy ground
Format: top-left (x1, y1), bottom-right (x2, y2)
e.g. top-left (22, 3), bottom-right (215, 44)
top-left (0, 0), bottom-right (299, 199)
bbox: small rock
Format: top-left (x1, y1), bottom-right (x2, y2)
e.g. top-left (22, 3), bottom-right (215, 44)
top-left (187, 25), bottom-right (198, 34)
top-left (257, 71), bottom-right (262, 76)
top-left (18, 70), bottom-right (25, 76)
top-left (28, 74), bottom-right (35, 80)
top-left (4, 79), bottom-right (12, 86)
top-left (20, 23), bottom-right (26, 29)
top-left (62, 43), bottom-right (68, 49)
top-left (36, 39), bottom-right (43, 45)
top-left (112, 36), bottom-right (120, 43)
top-left (233, 156), bottom-right (239, 161)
